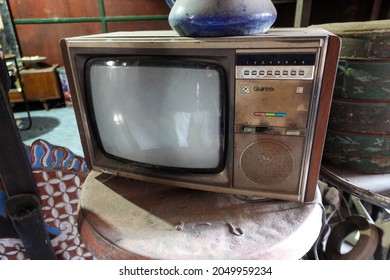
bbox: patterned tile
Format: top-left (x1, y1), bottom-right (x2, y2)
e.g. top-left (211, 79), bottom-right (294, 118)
top-left (0, 139), bottom-right (93, 260)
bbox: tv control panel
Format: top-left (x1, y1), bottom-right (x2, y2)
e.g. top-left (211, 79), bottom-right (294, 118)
top-left (236, 53), bottom-right (316, 80)
top-left (234, 52), bottom-right (317, 130)
top-left (232, 49), bottom-right (327, 196)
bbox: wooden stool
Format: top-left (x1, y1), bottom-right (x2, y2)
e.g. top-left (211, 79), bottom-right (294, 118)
top-left (78, 171), bottom-right (323, 259)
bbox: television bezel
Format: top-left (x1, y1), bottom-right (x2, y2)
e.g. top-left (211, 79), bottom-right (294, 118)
top-left (63, 46), bottom-right (237, 189)
top-left (84, 56), bottom-right (229, 174)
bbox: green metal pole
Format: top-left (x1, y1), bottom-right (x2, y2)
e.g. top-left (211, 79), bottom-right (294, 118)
top-left (98, 0), bottom-right (107, 33)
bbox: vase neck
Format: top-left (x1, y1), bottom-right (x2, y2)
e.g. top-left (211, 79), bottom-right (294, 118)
top-left (165, 0), bottom-right (176, 9)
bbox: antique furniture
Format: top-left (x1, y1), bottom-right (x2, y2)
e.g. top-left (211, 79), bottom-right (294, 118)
top-left (19, 64), bottom-right (62, 110)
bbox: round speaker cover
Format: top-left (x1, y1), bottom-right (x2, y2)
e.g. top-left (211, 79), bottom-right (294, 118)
top-left (240, 140), bottom-right (295, 186)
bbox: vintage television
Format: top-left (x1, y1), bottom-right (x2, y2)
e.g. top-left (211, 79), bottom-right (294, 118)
top-left (61, 29), bottom-right (340, 202)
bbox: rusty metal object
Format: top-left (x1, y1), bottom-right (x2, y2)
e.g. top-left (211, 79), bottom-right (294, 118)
top-left (320, 163), bottom-right (390, 209)
top-left (324, 215), bottom-right (380, 260)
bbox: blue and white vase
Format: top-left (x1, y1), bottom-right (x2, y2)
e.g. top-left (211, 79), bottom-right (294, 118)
top-left (165, 0), bottom-right (277, 37)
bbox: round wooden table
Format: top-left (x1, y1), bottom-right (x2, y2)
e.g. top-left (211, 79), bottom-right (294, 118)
top-left (78, 171), bottom-right (323, 260)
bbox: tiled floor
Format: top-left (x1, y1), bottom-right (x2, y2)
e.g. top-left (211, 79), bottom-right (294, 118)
top-left (14, 105), bottom-right (84, 157)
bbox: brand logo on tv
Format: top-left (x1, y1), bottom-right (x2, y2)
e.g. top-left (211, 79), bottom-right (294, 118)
top-left (254, 86), bottom-right (274, 92)
top-left (241, 84), bottom-right (251, 94)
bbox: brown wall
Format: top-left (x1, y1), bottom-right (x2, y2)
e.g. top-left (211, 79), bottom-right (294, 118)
top-left (7, 0), bottom-right (389, 66)
top-left (9, 0), bottom-right (101, 18)
top-left (8, 0), bottom-right (171, 65)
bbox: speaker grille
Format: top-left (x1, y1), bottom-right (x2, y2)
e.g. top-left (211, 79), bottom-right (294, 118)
top-left (240, 140), bottom-right (295, 186)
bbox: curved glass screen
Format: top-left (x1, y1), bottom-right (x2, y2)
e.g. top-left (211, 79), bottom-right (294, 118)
top-left (87, 58), bottom-right (225, 170)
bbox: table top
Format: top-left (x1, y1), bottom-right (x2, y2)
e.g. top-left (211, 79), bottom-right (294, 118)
top-left (78, 171), bottom-right (323, 260)
top-left (320, 163), bottom-right (390, 209)
top-left (4, 54), bottom-right (16, 60)
top-left (20, 64), bottom-right (58, 73)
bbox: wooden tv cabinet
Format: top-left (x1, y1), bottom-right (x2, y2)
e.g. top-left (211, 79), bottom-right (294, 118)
top-left (9, 64), bottom-right (62, 110)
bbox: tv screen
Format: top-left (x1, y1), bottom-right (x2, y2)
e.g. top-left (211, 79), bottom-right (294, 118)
top-left (86, 58), bottom-right (225, 171)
